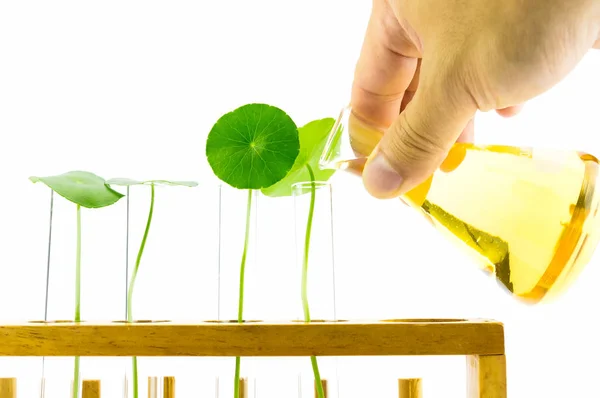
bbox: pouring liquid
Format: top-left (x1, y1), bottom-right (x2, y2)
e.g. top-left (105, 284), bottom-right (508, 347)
top-left (321, 107), bottom-right (600, 303)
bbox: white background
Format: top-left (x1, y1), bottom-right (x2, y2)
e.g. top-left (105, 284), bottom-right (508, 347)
top-left (1, 1), bottom-right (599, 397)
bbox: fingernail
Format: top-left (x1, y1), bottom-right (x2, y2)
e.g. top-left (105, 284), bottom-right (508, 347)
top-left (362, 150), bottom-right (404, 198)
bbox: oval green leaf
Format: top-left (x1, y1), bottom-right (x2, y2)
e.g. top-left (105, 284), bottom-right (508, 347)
top-left (106, 178), bottom-right (198, 187)
top-left (261, 117), bottom-right (337, 197)
top-left (30, 171), bottom-right (124, 208)
top-left (205, 103), bottom-right (300, 190)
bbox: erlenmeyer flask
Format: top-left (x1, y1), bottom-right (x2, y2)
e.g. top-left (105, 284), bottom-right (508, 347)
top-left (320, 106), bottom-right (600, 304)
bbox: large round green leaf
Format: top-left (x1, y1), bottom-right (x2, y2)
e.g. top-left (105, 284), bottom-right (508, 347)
top-left (30, 171), bottom-right (124, 208)
top-left (205, 103), bottom-right (300, 190)
top-left (261, 117), bottom-right (337, 197)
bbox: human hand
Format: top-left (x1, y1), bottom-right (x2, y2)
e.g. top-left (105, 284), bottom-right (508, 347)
top-left (352, 0), bottom-right (600, 199)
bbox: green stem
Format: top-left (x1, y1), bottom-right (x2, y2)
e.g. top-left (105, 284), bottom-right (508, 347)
top-left (303, 165), bottom-right (324, 398)
top-left (127, 184), bottom-right (155, 398)
top-left (234, 189), bottom-right (253, 398)
top-left (73, 205), bottom-right (81, 398)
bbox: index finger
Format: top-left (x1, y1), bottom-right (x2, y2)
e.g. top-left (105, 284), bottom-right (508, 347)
top-left (350, 0), bottom-right (420, 130)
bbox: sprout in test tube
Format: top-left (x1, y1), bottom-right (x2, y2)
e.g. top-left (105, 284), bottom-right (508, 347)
top-left (106, 178), bottom-right (198, 398)
top-left (205, 103), bottom-right (301, 398)
top-left (262, 117), bottom-right (339, 398)
top-left (30, 171), bottom-right (125, 398)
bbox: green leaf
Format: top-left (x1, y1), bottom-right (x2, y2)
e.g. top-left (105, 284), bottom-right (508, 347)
top-left (30, 171), bottom-right (124, 208)
top-left (205, 103), bottom-right (300, 190)
top-left (106, 178), bottom-right (198, 187)
top-left (261, 117), bottom-right (337, 197)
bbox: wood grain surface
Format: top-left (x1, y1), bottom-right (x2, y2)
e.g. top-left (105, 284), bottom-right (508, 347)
top-left (0, 319), bottom-right (504, 357)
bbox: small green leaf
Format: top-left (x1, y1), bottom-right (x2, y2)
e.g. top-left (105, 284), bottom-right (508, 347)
top-left (205, 103), bottom-right (300, 190)
top-left (30, 171), bottom-right (124, 208)
top-left (261, 117), bottom-right (337, 197)
top-left (106, 178), bottom-right (198, 187)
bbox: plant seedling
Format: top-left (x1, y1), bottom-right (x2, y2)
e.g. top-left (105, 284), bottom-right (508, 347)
top-left (30, 171), bottom-right (124, 398)
top-left (106, 178), bottom-right (198, 398)
top-left (206, 103), bottom-right (300, 398)
top-left (262, 117), bottom-right (338, 398)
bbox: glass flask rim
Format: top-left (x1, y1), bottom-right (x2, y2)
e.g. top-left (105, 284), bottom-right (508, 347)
top-left (319, 106), bottom-right (351, 170)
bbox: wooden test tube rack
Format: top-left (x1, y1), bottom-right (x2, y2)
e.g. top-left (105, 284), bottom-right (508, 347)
top-left (0, 318), bottom-right (507, 398)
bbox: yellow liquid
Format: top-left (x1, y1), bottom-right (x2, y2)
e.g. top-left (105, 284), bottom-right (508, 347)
top-left (323, 110), bottom-right (600, 303)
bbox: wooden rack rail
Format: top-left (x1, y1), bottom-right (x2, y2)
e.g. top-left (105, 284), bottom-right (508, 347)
top-left (0, 318), bottom-right (507, 398)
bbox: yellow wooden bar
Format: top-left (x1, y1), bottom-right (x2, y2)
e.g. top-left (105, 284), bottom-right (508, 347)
top-left (467, 354), bottom-right (507, 398)
top-left (314, 379), bottom-right (328, 398)
top-left (82, 380), bottom-right (101, 398)
top-left (0, 318), bottom-right (507, 397)
top-left (239, 378), bottom-right (248, 398)
top-left (163, 377), bottom-right (175, 398)
top-left (0, 319), bottom-right (504, 357)
top-left (0, 379), bottom-right (16, 398)
top-left (398, 378), bottom-right (422, 398)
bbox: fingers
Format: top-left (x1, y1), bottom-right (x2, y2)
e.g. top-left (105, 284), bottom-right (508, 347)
top-left (362, 58), bottom-right (478, 199)
top-left (496, 104), bottom-right (524, 117)
top-left (457, 118), bottom-right (475, 143)
top-left (406, 61), bottom-right (475, 145)
top-left (351, 0), bottom-right (420, 130)
top-left (399, 59), bottom-right (421, 113)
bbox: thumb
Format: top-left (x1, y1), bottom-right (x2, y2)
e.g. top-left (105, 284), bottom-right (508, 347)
top-left (362, 64), bottom-right (477, 199)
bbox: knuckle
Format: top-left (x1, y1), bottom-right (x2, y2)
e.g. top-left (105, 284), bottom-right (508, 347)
top-left (384, 114), bottom-right (447, 173)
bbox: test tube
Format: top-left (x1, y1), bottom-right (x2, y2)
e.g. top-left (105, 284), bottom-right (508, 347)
top-left (215, 186), bottom-right (260, 396)
top-left (293, 181), bottom-right (339, 398)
